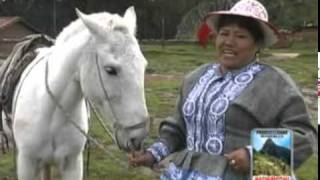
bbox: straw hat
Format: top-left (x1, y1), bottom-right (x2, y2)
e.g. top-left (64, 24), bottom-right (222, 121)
top-left (198, 0), bottom-right (279, 47)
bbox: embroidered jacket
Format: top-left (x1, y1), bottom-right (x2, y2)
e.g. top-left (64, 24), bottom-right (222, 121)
top-left (148, 62), bottom-right (317, 180)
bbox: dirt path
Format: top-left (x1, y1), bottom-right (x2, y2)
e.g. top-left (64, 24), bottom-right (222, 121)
top-left (145, 73), bottom-right (183, 81)
top-left (262, 52), bottom-right (300, 61)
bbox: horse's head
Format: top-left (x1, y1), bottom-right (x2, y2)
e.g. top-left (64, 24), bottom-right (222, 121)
top-left (76, 7), bottom-right (149, 152)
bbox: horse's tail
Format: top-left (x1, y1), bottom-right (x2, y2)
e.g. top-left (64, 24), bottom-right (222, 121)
top-left (0, 110), bottom-right (12, 154)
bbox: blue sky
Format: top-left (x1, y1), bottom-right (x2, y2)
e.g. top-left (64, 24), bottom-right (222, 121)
top-left (251, 130), bottom-right (292, 151)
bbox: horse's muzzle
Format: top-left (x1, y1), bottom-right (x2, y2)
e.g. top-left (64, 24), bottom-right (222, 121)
top-left (127, 130), bottom-right (148, 151)
top-left (115, 127), bottom-right (148, 152)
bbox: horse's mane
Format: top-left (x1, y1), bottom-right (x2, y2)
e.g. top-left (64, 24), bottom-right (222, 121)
top-left (55, 12), bottom-right (129, 46)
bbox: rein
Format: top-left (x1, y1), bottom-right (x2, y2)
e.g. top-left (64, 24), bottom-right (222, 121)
top-left (44, 60), bottom-right (128, 167)
top-left (43, 53), bottom-right (147, 172)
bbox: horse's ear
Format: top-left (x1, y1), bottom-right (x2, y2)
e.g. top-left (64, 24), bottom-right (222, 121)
top-left (123, 6), bottom-right (136, 35)
top-left (75, 8), bottom-right (106, 38)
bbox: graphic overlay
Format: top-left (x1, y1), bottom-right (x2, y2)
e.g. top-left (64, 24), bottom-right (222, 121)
top-left (251, 129), bottom-right (293, 180)
top-left (318, 52), bottom-right (319, 125)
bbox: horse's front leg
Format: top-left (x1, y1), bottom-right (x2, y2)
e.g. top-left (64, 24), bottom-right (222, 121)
top-left (59, 153), bottom-right (83, 180)
top-left (17, 152), bottom-right (41, 180)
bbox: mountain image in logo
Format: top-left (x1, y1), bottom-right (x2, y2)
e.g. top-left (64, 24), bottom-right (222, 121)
top-left (260, 138), bottom-right (291, 165)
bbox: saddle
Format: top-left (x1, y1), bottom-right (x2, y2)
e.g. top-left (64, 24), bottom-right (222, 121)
top-left (0, 34), bottom-right (54, 152)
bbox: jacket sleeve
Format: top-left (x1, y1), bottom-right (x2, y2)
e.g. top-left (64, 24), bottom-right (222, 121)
top-left (274, 67), bottom-right (318, 169)
top-left (277, 87), bottom-right (318, 169)
top-left (230, 65), bottom-right (317, 169)
top-left (158, 89), bottom-right (187, 153)
top-left (147, 82), bottom-right (187, 162)
top-left (147, 64), bottom-right (211, 162)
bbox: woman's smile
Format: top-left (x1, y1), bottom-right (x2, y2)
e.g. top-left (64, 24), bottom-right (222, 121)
top-left (222, 49), bottom-right (236, 58)
top-left (215, 24), bottom-right (259, 71)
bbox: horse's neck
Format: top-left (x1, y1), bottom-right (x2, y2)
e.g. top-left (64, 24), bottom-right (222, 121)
top-left (45, 34), bottom-right (90, 111)
top-left (49, 34), bottom-right (90, 77)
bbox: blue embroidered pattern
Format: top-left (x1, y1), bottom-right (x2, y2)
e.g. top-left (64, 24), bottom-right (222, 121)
top-left (160, 163), bottom-right (223, 180)
top-left (148, 62), bottom-right (264, 180)
top-left (183, 63), bottom-right (263, 154)
top-left (147, 141), bottom-right (170, 162)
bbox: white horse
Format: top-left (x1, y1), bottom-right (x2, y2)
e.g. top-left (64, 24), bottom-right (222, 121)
top-left (12, 7), bottom-right (149, 180)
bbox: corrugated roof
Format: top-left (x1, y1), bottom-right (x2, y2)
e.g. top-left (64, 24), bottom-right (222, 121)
top-left (0, 16), bottom-right (42, 33)
top-left (0, 16), bottom-right (21, 29)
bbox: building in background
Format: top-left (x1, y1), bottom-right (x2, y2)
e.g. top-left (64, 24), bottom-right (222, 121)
top-left (0, 17), bottom-right (40, 61)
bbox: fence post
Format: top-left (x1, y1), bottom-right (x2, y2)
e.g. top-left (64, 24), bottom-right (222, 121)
top-left (161, 17), bottom-right (165, 49)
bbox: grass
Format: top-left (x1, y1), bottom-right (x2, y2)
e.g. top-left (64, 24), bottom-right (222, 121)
top-left (146, 79), bottom-right (180, 117)
top-left (143, 44), bottom-right (214, 74)
top-left (260, 53), bottom-right (317, 89)
top-left (296, 155), bottom-right (318, 180)
top-left (0, 40), bottom-right (317, 180)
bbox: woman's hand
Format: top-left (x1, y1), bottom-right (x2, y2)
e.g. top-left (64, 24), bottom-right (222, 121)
top-left (128, 150), bottom-right (158, 171)
top-left (224, 148), bottom-right (250, 174)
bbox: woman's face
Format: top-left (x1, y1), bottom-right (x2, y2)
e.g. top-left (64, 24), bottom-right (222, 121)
top-left (215, 23), bottom-right (259, 71)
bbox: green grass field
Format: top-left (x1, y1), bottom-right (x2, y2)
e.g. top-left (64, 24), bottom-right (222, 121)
top-left (0, 40), bottom-right (317, 180)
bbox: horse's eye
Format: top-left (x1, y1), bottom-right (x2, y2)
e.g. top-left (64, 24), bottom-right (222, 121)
top-left (104, 66), bottom-right (117, 76)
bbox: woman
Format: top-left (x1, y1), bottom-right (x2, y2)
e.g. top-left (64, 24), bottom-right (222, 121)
top-left (129, 0), bottom-right (318, 179)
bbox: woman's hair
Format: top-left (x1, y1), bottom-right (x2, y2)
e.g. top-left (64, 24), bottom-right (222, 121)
top-left (216, 15), bottom-right (264, 45)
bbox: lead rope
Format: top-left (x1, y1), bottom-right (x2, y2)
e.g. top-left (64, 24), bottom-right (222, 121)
top-left (87, 101), bottom-right (115, 142)
top-left (85, 100), bottom-right (116, 176)
top-left (44, 61), bottom-right (129, 174)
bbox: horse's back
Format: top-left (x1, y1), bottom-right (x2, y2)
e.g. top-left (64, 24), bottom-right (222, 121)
top-left (13, 47), bottom-right (51, 117)
top-left (13, 47), bottom-right (88, 160)
top-left (12, 48), bottom-right (53, 149)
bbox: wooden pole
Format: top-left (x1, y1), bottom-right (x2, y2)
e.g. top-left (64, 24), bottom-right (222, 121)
top-left (53, 0), bottom-right (57, 35)
top-left (161, 17), bottom-right (165, 49)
